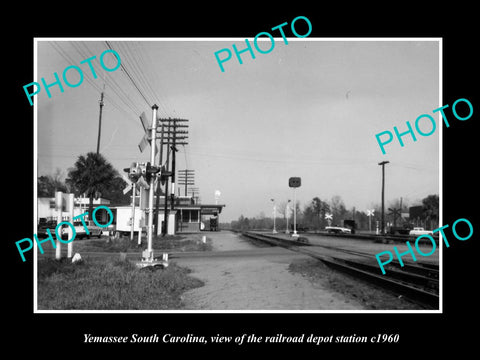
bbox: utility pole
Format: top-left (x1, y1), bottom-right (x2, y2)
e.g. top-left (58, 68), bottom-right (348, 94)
top-left (162, 120), bottom-right (171, 236)
top-left (96, 91), bottom-right (104, 154)
top-left (170, 121), bottom-right (177, 213)
top-left (156, 118), bottom-right (189, 235)
top-left (154, 122), bottom-right (165, 236)
top-left (378, 161), bottom-right (389, 235)
top-left (178, 170), bottom-right (195, 196)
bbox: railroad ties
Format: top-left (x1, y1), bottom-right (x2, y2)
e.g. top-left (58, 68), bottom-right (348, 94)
top-left (242, 231), bottom-right (439, 309)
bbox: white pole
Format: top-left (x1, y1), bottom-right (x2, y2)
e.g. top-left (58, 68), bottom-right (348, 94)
top-left (292, 189), bottom-right (298, 237)
top-left (68, 193), bottom-right (74, 258)
top-left (271, 199), bottom-right (277, 234)
top-left (55, 191), bottom-right (63, 260)
top-left (146, 105), bottom-right (159, 260)
top-left (138, 189), bottom-right (143, 246)
top-left (285, 200), bottom-right (290, 234)
top-left (130, 182), bottom-right (136, 241)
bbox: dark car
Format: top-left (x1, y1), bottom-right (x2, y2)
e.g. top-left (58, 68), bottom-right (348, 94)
top-left (37, 220), bottom-right (68, 240)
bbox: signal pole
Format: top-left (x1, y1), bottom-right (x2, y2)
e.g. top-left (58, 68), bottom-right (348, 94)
top-left (145, 104), bottom-right (158, 261)
top-left (378, 161), bottom-right (389, 235)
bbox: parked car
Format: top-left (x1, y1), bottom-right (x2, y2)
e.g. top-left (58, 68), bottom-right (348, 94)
top-left (74, 220), bottom-right (102, 239)
top-left (37, 220), bottom-right (68, 240)
top-left (325, 226), bottom-right (352, 234)
top-left (409, 227), bottom-right (433, 236)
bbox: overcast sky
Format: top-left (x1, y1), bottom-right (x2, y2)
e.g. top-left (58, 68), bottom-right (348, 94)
top-left (36, 39), bottom-right (440, 222)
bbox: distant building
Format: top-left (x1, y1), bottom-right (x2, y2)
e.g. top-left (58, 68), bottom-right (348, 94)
top-left (37, 196), bottom-right (111, 222)
top-left (109, 196), bottom-right (224, 235)
top-left (37, 194), bottom-right (225, 236)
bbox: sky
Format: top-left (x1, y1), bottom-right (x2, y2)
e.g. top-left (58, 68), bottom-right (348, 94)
top-left (36, 39), bottom-right (440, 222)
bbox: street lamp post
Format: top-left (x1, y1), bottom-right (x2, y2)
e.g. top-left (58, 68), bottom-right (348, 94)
top-left (271, 199), bottom-right (277, 234)
top-left (292, 189), bottom-right (298, 238)
top-left (285, 199), bottom-right (291, 234)
top-left (378, 161), bottom-right (390, 235)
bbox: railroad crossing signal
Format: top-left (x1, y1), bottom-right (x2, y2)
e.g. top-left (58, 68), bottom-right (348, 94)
top-left (124, 162), bottom-right (141, 183)
top-left (325, 213), bottom-right (333, 220)
top-left (367, 209), bottom-right (375, 232)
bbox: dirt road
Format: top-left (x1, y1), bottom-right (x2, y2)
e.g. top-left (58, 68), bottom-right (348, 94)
top-left (174, 231), bottom-right (364, 311)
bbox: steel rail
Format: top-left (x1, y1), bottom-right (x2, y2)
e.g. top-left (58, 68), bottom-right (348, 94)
top-left (242, 231), bottom-right (439, 308)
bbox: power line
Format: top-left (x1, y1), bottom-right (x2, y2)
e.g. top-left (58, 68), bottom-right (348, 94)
top-left (105, 41), bottom-right (152, 108)
top-left (49, 41), bottom-right (141, 121)
top-left (134, 41), bottom-right (176, 116)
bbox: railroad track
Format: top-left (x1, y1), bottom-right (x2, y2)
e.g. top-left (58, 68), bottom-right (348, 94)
top-left (242, 231), bottom-right (439, 309)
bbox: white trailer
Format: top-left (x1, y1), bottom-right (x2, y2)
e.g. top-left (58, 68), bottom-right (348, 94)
top-left (112, 206), bottom-right (144, 236)
top-left (110, 206), bottom-right (177, 236)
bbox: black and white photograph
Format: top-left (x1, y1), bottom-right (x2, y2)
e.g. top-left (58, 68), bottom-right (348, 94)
top-left (33, 38), bottom-right (441, 313)
top-left (7, 6), bottom-right (478, 355)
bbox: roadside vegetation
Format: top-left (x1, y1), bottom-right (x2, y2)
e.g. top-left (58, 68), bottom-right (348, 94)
top-left (73, 233), bottom-right (213, 253)
top-left (37, 234), bottom-right (211, 310)
top-left (37, 256), bottom-right (203, 310)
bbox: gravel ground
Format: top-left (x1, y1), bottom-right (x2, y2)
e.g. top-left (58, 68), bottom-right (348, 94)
top-left (173, 231), bottom-right (430, 311)
top-left (175, 231), bottom-right (429, 311)
top-left (288, 258), bottom-right (425, 310)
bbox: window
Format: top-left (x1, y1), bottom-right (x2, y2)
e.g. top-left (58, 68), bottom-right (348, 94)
top-left (191, 210), bottom-right (199, 222)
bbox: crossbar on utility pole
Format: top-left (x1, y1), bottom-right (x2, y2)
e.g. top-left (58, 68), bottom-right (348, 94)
top-left (378, 160), bottom-right (390, 235)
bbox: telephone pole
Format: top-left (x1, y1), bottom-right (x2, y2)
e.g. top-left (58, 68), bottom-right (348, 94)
top-left (378, 161), bottom-right (389, 235)
top-left (156, 118), bottom-right (189, 235)
top-left (178, 169), bottom-right (195, 196)
top-left (96, 91), bottom-right (105, 154)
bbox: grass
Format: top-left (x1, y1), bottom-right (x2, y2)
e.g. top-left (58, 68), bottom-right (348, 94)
top-left (73, 234), bottom-right (213, 253)
top-left (37, 256), bottom-right (204, 310)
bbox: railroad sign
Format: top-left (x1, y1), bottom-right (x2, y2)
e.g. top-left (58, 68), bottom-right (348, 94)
top-left (123, 183), bottom-right (132, 195)
top-left (139, 112), bottom-right (149, 133)
top-left (288, 177), bottom-right (301, 188)
top-left (325, 213), bottom-right (333, 220)
top-left (138, 132), bottom-right (149, 153)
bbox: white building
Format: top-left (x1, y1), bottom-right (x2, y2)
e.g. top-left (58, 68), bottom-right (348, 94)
top-left (37, 196), bottom-right (111, 222)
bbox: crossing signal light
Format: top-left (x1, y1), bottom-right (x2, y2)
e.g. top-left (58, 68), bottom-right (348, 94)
top-left (123, 162), bottom-right (141, 183)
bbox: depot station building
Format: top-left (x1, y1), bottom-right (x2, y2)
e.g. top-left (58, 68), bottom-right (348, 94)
top-left (37, 194), bottom-right (225, 235)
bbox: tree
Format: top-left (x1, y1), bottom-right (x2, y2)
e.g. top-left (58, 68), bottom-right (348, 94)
top-left (37, 168), bottom-right (68, 197)
top-left (101, 176), bottom-right (130, 204)
top-left (422, 194), bottom-right (439, 229)
top-left (311, 197), bottom-right (330, 229)
top-left (66, 152), bottom-right (119, 216)
top-left (330, 195), bottom-right (347, 226)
